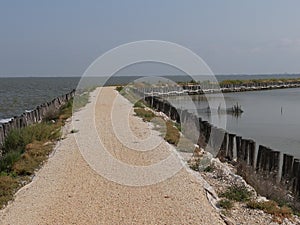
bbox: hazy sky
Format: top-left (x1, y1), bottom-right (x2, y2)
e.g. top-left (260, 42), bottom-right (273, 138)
top-left (1, 0), bottom-right (300, 77)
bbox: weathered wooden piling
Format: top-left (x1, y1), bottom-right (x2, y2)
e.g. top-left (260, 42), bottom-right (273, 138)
top-left (227, 133), bottom-right (235, 161)
top-left (0, 89), bottom-right (75, 147)
top-left (281, 154), bottom-right (294, 185)
top-left (217, 131), bottom-right (227, 162)
top-left (248, 140), bottom-right (256, 167)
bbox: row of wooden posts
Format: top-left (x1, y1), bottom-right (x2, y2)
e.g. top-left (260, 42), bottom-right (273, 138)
top-left (0, 89), bottom-right (76, 147)
top-left (136, 80), bottom-right (300, 97)
top-left (144, 96), bottom-right (300, 198)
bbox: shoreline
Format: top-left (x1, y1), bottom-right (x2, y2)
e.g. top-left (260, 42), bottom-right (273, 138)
top-left (135, 91), bottom-right (300, 224)
top-left (0, 87), bottom-right (225, 224)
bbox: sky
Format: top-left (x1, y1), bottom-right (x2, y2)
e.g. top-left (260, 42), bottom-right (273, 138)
top-left (1, 0), bottom-right (300, 77)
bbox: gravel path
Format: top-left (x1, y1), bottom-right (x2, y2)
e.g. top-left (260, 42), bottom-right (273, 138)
top-left (0, 87), bottom-right (224, 225)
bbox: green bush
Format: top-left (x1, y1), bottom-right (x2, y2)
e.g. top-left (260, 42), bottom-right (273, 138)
top-left (220, 185), bottom-right (252, 202)
top-left (0, 151), bottom-right (22, 172)
top-left (116, 86), bottom-right (123, 92)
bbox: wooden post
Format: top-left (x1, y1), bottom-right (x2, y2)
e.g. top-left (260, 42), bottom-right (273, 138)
top-left (248, 140), bottom-right (256, 167)
top-left (292, 159), bottom-right (300, 193)
top-left (256, 145), bottom-right (263, 172)
top-left (225, 133), bottom-right (234, 161)
top-left (217, 131), bottom-right (228, 162)
top-left (281, 154), bottom-right (294, 185)
top-left (236, 136), bottom-right (242, 161)
top-left (240, 139), bottom-right (247, 163)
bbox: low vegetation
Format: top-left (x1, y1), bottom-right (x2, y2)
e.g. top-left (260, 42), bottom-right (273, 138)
top-left (219, 185), bottom-right (253, 202)
top-left (134, 108), bottom-right (155, 122)
top-left (0, 95), bottom-right (76, 209)
top-left (218, 199), bottom-right (234, 210)
top-left (247, 200), bottom-right (292, 222)
top-left (220, 77), bottom-right (300, 86)
top-left (133, 104), bottom-right (180, 146)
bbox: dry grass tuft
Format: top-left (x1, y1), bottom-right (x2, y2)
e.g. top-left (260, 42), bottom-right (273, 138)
top-left (247, 200), bottom-right (293, 222)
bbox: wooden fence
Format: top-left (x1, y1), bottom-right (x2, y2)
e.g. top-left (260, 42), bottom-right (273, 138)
top-left (0, 89), bottom-right (75, 147)
top-left (144, 96), bottom-right (300, 199)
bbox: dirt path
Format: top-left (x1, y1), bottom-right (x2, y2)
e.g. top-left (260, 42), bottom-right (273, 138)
top-left (0, 87), bottom-right (224, 225)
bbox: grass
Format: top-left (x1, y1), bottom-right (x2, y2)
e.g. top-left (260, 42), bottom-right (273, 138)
top-left (164, 121), bottom-right (180, 146)
top-left (0, 175), bottom-right (19, 208)
top-left (134, 108), bottom-right (155, 122)
top-left (133, 107), bottom-right (180, 146)
top-left (247, 200), bottom-right (292, 222)
top-left (219, 185), bottom-right (253, 202)
top-left (133, 100), bottom-right (145, 108)
top-left (0, 96), bottom-right (75, 209)
top-left (73, 92), bottom-right (90, 111)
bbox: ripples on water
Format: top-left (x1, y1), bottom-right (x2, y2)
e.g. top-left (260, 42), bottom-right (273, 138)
top-left (0, 77), bottom-right (80, 121)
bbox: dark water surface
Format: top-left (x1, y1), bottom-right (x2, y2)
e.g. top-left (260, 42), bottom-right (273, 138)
top-left (0, 77), bottom-right (79, 121)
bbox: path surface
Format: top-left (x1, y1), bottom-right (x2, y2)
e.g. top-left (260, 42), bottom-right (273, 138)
top-left (0, 87), bottom-right (224, 225)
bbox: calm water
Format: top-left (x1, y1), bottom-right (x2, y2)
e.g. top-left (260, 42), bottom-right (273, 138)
top-left (167, 88), bottom-right (300, 158)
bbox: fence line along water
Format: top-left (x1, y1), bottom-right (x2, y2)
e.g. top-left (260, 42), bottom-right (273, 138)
top-left (143, 95), bottom-right (300, 203)
top-left (0, 89), bottom-right (75, 147)
top-left (135, 79), bottom-right (300, 97)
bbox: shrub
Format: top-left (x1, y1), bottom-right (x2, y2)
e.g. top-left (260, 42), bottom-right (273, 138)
top-left (116, 86), bottom-right (123, 92)
top-left (220, 185), bottom-right (252, 202)
top-left (218, 199), bottom-right (234, 210)
top-left (0, 151), bottom-right (22, 173)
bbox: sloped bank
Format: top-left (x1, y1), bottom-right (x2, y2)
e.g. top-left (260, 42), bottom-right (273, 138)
top-left (0, 90), bottom-right (76, 208)
top-left (143, 95), bottom-right (300, 223)
top-left (0, 90), bottom-right (75, 147)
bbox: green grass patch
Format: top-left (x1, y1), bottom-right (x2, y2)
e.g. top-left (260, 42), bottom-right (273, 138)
top-left (219, 185), bottom-right (253, 202)
top-left (134, 108), bottom-right (155, 122)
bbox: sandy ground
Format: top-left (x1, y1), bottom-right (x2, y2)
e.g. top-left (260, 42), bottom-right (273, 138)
top-left (0, 87), bottom-right (224, 225)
